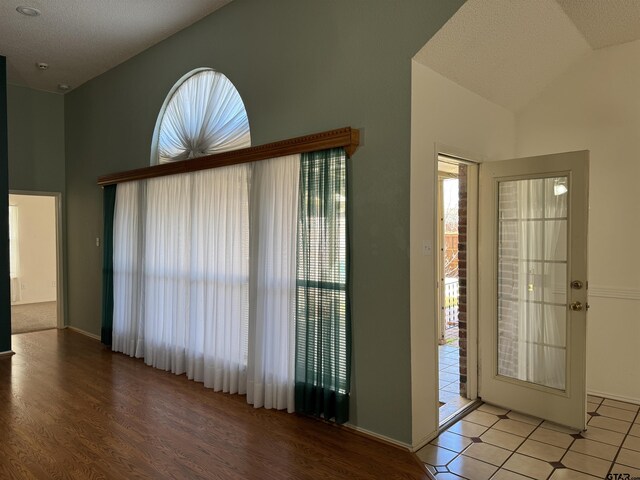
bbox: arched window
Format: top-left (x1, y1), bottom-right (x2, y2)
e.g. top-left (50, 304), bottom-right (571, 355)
top-left (150, 68), bottom-right (251, 165)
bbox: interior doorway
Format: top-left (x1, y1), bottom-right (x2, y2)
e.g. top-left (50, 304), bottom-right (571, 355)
top-left (9, 192), bottom-right (62, 334)
top-left (437, 155), bottom-right (478, 426)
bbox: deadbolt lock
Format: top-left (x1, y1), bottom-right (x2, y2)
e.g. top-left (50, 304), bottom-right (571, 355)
top-left (570, 280), bottom-right (583, 290)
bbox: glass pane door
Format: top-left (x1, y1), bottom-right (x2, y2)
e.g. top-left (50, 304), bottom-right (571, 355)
top-left (479, 149), bottom-right (588, 430)
top-left (497, 177), bottom-right (569, 390)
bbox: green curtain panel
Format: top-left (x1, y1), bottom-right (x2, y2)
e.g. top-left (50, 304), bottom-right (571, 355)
top-left (101, 184), bottom-right (117, 346)
top-left (295, 147), bottom-right (351, 424)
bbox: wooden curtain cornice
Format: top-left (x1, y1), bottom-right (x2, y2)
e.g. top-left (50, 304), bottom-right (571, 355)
top-left (97, 127), bottom-right (360, 186)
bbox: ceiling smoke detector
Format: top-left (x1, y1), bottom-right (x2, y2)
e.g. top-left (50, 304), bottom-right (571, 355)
top-left (16, 6), bottom-right (41, 16)
top-left (58, 84), bottom-right (70, 92)
top-left (36, 62), bottom-right (49, 70)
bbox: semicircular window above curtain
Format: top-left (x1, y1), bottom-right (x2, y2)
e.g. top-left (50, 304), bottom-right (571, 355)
top-left (153, 69), bottom-right (251, 164)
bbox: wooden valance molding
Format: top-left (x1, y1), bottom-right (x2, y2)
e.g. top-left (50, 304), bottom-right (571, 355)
top-left (97, 127), bottom-right (360, 186)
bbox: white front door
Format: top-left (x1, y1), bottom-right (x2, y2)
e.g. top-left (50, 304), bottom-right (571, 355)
top-left (478, 150), bottom-right (589, 430)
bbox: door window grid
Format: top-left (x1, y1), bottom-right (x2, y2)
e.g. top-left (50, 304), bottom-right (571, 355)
top-left (497, 177), bottom-right (568, 390)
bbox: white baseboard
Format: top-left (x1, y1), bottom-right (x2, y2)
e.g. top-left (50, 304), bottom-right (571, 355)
top-left (0, 350), bottom-right (16, 358)
top-left (11, 299), bottom-right (57, 306)
top-left (344, 423), bottom-right (413, 451)
top-left (66, 326), bottom-right (101, 341)
top-left (588, 390), bottom-right (640, 406)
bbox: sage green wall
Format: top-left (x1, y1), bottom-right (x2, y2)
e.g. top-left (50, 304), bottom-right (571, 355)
top-left (64, 0), bottom-right (464, 443)
top-left (7, 85), bottom-right (65, 193)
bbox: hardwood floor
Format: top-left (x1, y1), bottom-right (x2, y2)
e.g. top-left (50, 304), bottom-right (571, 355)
top-left (0, 330), bottom-right (427, 479)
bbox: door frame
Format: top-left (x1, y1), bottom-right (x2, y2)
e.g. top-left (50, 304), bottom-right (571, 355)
top-left (433, 144), bottom-right (480, 429)
top-left (9, 190), bottom-right (65, 329)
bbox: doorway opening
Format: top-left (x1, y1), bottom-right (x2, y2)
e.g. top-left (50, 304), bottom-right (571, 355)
top-left (9, 193), bottom-right (62, 334)
top-left (437, 155), bottom-right (478, 425)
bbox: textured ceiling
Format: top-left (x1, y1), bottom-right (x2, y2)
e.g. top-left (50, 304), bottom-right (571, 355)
top-left (557, 0), bottom-right (640, 49)
top-left (415, 0), bottom-right (640, 112)
top-left (414, 0), bottom-right (591, 112)
top-left (0, 0), bottom-right (231, 94)
top-left (5, 0), bottom-right (640, 99)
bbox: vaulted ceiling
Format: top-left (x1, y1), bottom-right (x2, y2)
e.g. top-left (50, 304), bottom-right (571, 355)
top-left (3, 0), bottom-right (640, 100)
top-left (0, 0), bottom-right (231, 94)
top-left (414, 0), bottom-right (640, 112)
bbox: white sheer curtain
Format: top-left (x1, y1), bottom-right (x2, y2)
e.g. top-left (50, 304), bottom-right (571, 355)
top-left (156, 70), bottom-right (251, 164)
top-left (179, 167), bottom-right (249, 392)
top-left (112, 156), bottom-right (299, 411)
top-left (112, 181), bottom-right (145, 356)
top-left (247, 155), bottom-right (299, 412)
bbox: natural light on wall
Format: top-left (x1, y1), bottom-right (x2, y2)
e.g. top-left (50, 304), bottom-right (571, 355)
top-left (150, 68), bottom-right (251, 165)
top-left (9, 205), bottom-right (20, 302)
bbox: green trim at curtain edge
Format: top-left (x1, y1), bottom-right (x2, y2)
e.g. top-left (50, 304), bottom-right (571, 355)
top-left (101, 184), bottom-right (116, 346)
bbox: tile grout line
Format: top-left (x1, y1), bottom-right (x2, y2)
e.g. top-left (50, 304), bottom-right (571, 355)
top-left (556, 395), bottom-right (607, 479)
top-left (425, 398), bottom-right (640, 480)
top-left (448, 407), bottom-right (547, 480)
top-left (605, 403), bottom-right (640, 477)
top-left (492, 410), bottom-right (549, 480)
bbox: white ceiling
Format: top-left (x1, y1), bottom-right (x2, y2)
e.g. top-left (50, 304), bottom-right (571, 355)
top-left (4, 0), bottom-right (640, 100)
top-left (557, 0), bottom-right (640, 49)
top-left (414, 0), bottom-right (640, 112)
top-left (0, 0), bottom-right (231, 94)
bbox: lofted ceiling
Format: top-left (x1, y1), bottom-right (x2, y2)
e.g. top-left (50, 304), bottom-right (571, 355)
top-left (414, 0), bottom-right (640, 112)
top-left (0, 0), bottom-right (231, 94)
top-left (557, 0), bottom-right (640, 49)
top-left (3, 0), bottom-right (640, 100)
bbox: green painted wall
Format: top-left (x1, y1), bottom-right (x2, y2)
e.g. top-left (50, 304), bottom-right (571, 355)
top-left (64, 0), bottom-right (464, 443)
top-left (7, 85), bottom-right (65, 193)
top-left (0, 57), bottom-right (11, 352)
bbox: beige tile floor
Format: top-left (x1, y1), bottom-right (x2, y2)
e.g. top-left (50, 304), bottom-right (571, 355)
top-left (418, 395), bottom-right (640, 480)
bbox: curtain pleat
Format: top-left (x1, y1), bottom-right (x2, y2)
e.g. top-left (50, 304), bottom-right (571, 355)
top-left (112, 181), bottom-right (145, 356)
top-left (110, 149), bottom-right (349, 419)
top-left (247, 155), bottom-right (300, 412)
top-left (143, 173), bottom-right (194, 374)
top-left (157, 70), bottom-right (251, 163)
top-left (101, 184), bottom-right (117, 346)
top-left (295, 148), bottom-right (350, 424)
top-left (183, 167), bottom-right (249, 392)
top-left (112, 165), bottom-right (250, 395)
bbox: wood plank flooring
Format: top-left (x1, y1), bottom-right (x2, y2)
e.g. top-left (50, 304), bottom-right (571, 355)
top-left (0, 330), bottom-right (426, 479)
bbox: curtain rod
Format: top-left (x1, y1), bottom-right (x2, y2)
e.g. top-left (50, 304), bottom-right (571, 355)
top-left (97, 127), bottom-right (360, 186)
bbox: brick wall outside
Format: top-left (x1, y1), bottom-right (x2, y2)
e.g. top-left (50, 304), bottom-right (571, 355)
top-left (497, 182), bottom-right (520, 379)
top-left (457, 166), bottom-right (467, 397)
top-left (455, 174), bottom-right (521, 395)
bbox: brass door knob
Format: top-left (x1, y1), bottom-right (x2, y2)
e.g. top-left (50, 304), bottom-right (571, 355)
top-left (570, 302), bottom-right (583, 311)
